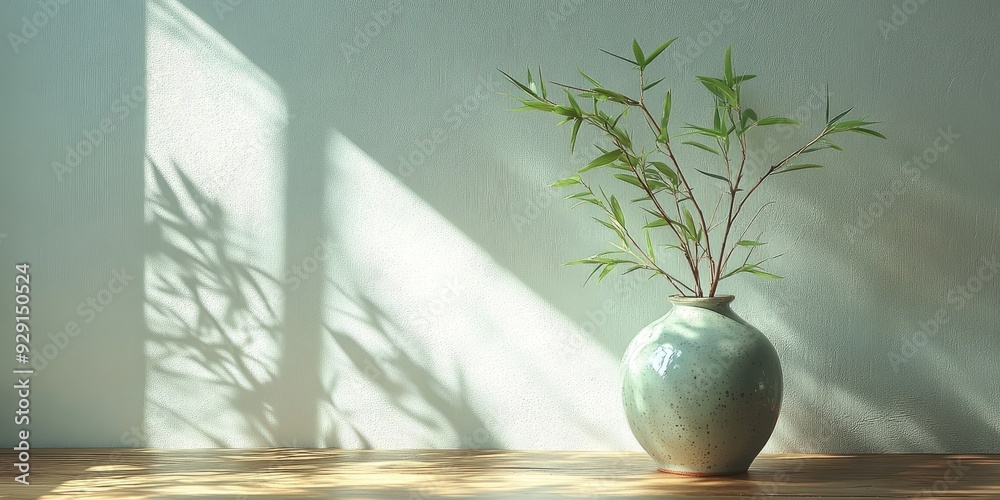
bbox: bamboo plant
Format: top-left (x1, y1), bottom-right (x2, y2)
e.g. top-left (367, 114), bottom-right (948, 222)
top-left (501, 39), bottom-right (885, 297)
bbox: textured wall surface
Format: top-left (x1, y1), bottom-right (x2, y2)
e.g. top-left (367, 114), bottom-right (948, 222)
top-left (1, 0), bottom-right (998, 452)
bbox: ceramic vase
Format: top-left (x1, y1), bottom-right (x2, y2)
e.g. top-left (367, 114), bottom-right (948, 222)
top-left (621, 295), bottom-right (782, 476)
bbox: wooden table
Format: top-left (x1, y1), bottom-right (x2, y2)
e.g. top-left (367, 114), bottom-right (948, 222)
top-left (2, 449), bottom-right (998, 498)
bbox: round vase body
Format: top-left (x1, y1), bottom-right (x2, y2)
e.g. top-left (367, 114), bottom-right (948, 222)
top-left (621, 295), bottom-right (782, 476)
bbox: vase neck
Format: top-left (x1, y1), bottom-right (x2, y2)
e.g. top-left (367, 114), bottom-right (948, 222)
top-left (668, 295), bottom-right (735, 313)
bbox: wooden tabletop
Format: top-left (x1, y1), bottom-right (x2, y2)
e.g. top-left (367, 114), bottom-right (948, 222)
top-left (1, 449), bottom-right (998, 498)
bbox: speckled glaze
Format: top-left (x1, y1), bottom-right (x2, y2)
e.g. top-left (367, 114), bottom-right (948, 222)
top-left (621, 295), bottom-right (782, 476)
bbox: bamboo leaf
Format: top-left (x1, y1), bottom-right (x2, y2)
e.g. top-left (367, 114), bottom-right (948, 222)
top-left (756, 116), bottom-right (800, 126)
top-left (644, 37), bottom-right (677, 67)
top-left (741, 108), bottom-right (758, 129)
top-left (737, 240), bottom-right (765, 247)
top-left (777, 163), bottom-right (824, 174)
top-left (695, 168), bottom-right (730, 184)
top-left (827, 107), bottom-right (853, 126)
top-left (622, 265), bottom-right (645, 275)
top-left (650, 161), bottom-right (678, 186)
top-left (832, 119), bottom-right (877, 130)
top-left (593, 87), bottom-right (630, 103)
top-left (660, 90), bottom-right (672, 139)
top-left (538, 67), bottom-right (547, 99)
top-left (851, 127), bottom-right (887, 139)
top-left (721, 264), bottom-right (754, 280)
top-left (614, 173), bottom-right (645, 189)
top-left (583, 263), bottom-right (604, 285)
top-left (579, 68), bottom-right (601, 87)
top-left (643, 77), bottom-right (665, 91)
top-left (597, 262), bottom-right (617, 283)
top-left (683, 208), bottom-right (697, 241)
top-left (645, 227), bottom-right (655, 261)
top-left (644, 218), bottom-right (670, 228)
top-left (825, 85), bottom-right (830, 123)
top-left (632, 39), bottom-right (645, 67)
top-left (599, 48), bottom-right (638, 66)
top-left (579, 150), bottom-right (622, 172)
top-left (550, 174), bottom-right (582, 188)
top-left (683, 141), bottom-right (721, 155)
top-left (610, 195), bottom-right (625, 226)
top-left (499, 69), bottom-right (540, 99)
top-left (697, 76), bottom-right (737, 106)
top-left (683, 124), bottom-right (727, 139)
top-left (746, 268), bottom-right (782, 279)
top-left (569, 119), bottom-right (582, 153)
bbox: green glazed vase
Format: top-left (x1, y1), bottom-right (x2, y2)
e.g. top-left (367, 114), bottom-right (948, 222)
top-left (621, 295), bottom-right (782, 476)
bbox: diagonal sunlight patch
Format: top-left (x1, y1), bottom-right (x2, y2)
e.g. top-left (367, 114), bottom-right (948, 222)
top-left (143, 0), bottom-right (288, 447)
top-left (320, 131), bottom-right (637, 450)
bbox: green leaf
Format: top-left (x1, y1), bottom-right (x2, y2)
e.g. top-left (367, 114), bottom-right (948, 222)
top-left (825, 85), bottom-right (830, 123)
top-left (724, 46), bottom-right (734, 85)
top-left (552, 105), bottom-right (577, 117)
top-left (683, 208), bottom-right (698, 241)
top-left (756, 116), bottom-right (800, 126)
top-left (831, 119), bottom-right (877, 130)
top-left (538, 67), bottom-right (547, 99)
top-left (696, 168), bottom-right (730, 183)
top-left (569, 119), bottom-right (582, 153)
top-left (622, 265), bottom-right (645, 275)
top-left (650, 161), bottom-right (678, 186)
top-left (610, 195), bottom-right (625, 226)
top-left (512, 99), bottom-right (555, 112)
top-left (597, 262), bottom-right (617, 283)
top-left (737, 240), bottom-right (765, 247)
top-left (579, 68), bottom-right (601, 87)
top-left (592, 87), bottom-right (630, 103)
top-left (741, 108), bottom-right (758, 128)
top-left (632, 39), bottom-right (645, 67)
top-left (721, 264), bottom-right (753, 280)
top-left (851, 127), bottom-right (887, 139)
top-left (526, 67), bottom-right (535, 93)
top-left (564, 89), bottom-right (581, 114)
top-left (643, 218), bottom-right (670, 228)
top-left (733, 74), bottom-right (757, 83)
top-left (643, 77), bottom-right (665, 91)
top-left (746, 268), bottom-right (782, 279)
top-left (581, 264), bottom-right (603, 285)
top-left (827, 107), bottom-right (852, 126)
top-left (777, 163), bottom-right (824, 174)
top-left (697, 76), bottom-right (737, 106)
top-left (645, 227), bottom-right (655, 261)
top-left (643, 37), bottom-right (677, 67)
top-left (683, 124), bottom-right (727, 139)
top-left (613, 173), bottom-right (645, 189)
top-left (599, 48), bottom-right (638, 66)
top-left (499, 69), bottom-right (540, 100)
top-left (660, 90), bottom-right (672, 138)
top-left (579, 150), bottom-right (622, 172)
top-left (593, 217), bottom-right (625, 243)
top-left (683, 141), bottom-right (720, 155)
top-left (551, 174), bottom-right (582, 188)
top-left (721, 263), bottom-right (781, 280)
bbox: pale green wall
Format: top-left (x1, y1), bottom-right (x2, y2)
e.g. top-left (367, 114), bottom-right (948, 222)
top-left (1, 0), bottom-right (997, 453)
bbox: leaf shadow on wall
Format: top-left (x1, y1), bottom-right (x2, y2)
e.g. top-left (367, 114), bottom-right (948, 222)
top-left (144, 158), bottom-right (493, 448)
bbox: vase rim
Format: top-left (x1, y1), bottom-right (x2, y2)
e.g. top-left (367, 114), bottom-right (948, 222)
top-left (668, 294), bottom-right (735, 307)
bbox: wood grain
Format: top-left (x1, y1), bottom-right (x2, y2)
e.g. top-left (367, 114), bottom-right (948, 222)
top-left (1, 449), bottom-right (998, 498)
